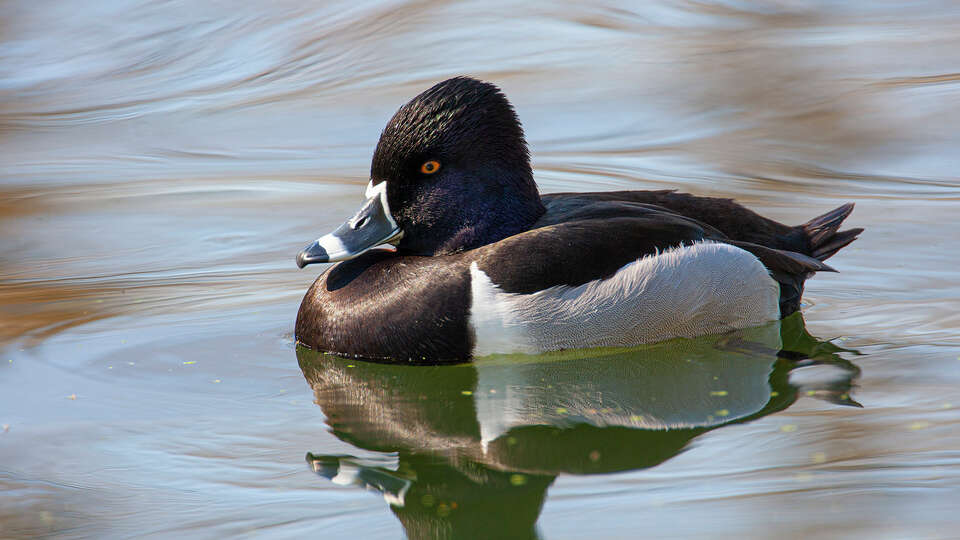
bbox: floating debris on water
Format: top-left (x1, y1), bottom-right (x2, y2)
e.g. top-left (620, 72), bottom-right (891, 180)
top-left (811, 452), bottom-right (827, 464)
top-left (460, 390), bottom-right (473, 396)
top-left (780, 424), bottom-right (798, 433)
top-left (66, 394), bottom-right (77, 400)
top-left (510, 474), bottom-right (527, 486)
top-left (710, 390), bottom-right (728, 396)
top-left (909, 421), bottom-right (931, 431)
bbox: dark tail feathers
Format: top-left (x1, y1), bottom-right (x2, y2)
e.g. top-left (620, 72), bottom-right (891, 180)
top-left (801, 203), bottom-right (863, 261)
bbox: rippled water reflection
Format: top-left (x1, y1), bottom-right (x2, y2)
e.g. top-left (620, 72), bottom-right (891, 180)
top-left (3, 1), bottom-right (960, 538)
top-left (301, 317), bottom-right (861, 539)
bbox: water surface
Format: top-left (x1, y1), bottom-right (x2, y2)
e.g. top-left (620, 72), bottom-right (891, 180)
top-left (3, 1), bottom-right (960, 538)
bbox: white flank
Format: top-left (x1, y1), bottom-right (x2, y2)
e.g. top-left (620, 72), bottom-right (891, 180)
top-left (469, 262), bottom-right (538, 356)
top-left (468, 241), bottom-right (780, 356)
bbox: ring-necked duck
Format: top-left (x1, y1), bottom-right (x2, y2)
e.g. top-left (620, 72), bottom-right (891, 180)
top-left (295, 77), bottom-right (862, 363)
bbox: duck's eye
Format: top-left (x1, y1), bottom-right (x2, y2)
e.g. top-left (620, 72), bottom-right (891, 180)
top-left (420, 160), bottom-right (441, 174)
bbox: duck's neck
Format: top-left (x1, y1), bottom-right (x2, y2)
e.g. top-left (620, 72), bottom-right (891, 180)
top-left (397, 169), bottom-right (545, 256)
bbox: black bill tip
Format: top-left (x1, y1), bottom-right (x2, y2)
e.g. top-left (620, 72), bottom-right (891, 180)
top-left (296, 251), bottom-right (309, 269)
top-left (296, 241), bottom-right (329, 268)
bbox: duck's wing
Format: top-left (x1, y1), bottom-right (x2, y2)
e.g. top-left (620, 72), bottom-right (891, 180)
top-left (541, 191), bottom-right (803, 251)
top-left (467, 213), bottom-right (786, 352)
top-left (537, 191), bottom-right (862, 316)
top-left (541, 191), bottom-right (862, 262)
top-left (479, 199), bottom-right (833, 318)
top-left (473, 207), bottom-right (714, 293)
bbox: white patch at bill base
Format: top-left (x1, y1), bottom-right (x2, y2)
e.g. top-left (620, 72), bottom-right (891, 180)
top-left (317, 232), bottom-right (349, 259)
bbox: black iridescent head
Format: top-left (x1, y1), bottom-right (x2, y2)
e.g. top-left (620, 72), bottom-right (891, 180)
top-left (296, 77), bottom-right (544, 267)
top-left (372, 77), bottom-right (544, 255)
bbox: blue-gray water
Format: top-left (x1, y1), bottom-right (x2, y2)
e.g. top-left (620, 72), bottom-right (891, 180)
top-left (2, 1), bottom-right (960, 538)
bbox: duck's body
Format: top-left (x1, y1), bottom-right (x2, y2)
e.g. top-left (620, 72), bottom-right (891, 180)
top-left (294, 78), bottom-right (862, 363)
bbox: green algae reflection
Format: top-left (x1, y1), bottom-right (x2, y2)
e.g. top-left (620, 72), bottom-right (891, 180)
top-left (298, 314), bottom-right (860, 540)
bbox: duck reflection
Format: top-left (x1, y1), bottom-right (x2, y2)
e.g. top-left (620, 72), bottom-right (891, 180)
top-left (298, 314), bottom-right (860, 540)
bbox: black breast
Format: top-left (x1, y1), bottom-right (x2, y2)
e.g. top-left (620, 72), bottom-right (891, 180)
top-left (295, 251), bottom-right (474, 363)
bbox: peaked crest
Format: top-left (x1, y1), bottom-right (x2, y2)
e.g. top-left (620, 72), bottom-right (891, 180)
top-left (368, 77), bottom-right (545, 256)
top-left (371, 77), bottom-right (532, 185)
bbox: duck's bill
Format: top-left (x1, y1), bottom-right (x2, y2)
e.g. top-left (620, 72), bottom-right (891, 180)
top-left (296, 182), bottom-right (402, 268)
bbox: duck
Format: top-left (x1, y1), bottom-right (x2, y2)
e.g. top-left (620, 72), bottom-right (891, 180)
top-left (294, 76), bottom-right (863, 363)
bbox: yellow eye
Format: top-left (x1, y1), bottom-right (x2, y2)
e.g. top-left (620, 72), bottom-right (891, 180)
top-left (420, 160), bottom-right (441, 174)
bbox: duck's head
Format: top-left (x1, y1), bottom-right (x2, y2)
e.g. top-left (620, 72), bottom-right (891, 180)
top-left (297, 77), bottom-right (544, 268)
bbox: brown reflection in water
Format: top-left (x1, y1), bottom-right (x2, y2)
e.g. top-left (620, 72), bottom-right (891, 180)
top-left (0, 272), bottom-right (292, 349)
top-left (0, 179), bottom-right (325, 350)
top-left (658, 12), bottom-right (903, 172)
top-left (0, 280), bottom-right (122, 346)
top-left (0, 187), bottom-right (50, 219)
